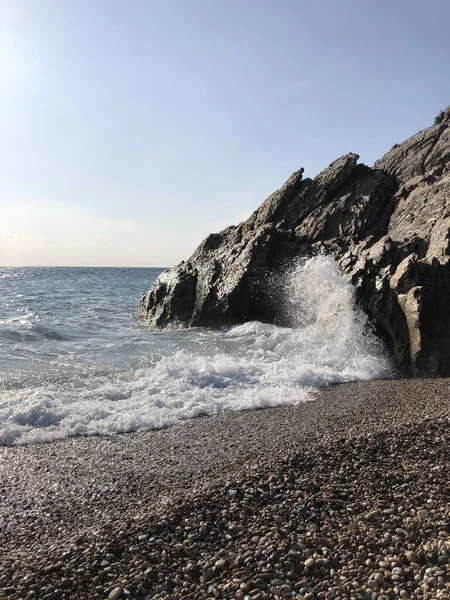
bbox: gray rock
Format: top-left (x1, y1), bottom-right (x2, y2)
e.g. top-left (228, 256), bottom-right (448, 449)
top-left (214, 558), bottom-right (227, 569)
top-left (141, 106), bottom-right (450, 376)
top-left (374, 106), bottom-right (450, 182)
top-left (108, 587), bottom-right (123, 600)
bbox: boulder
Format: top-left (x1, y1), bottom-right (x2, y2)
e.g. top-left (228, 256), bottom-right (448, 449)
top-left (141, 106), bottom-right (450, 376)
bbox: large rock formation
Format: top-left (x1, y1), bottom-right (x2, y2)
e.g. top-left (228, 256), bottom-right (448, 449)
top-left (141, 107), bottom-right (450, 376)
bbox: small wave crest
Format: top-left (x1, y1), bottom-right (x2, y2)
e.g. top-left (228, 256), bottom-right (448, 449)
top-left (0, 310), bottom-right (37, 327)
top-left (0, 320), bottom-right (69, 344)
top-left (31, 324), bottom-right (69, 341)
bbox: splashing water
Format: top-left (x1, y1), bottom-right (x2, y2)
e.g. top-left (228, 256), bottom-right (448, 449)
top-left (0, 259), bottom-right (392, 445)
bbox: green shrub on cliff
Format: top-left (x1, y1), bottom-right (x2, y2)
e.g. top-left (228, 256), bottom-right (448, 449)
top-left (434, 110), bottom-right (445, 124)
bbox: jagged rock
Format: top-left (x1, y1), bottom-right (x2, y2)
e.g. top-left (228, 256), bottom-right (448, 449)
top-left (374, 106), bottom-right (450, 181)
top-left (390, 255), bottom-right (450, 375)
top-left (294, 164), bottom-right (397, 244)
top-left (141, 106), bottom-right (450, 376)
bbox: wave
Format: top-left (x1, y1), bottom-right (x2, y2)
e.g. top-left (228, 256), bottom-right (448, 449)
top-left (0, 311), bottom-right (37, 327)
top-left (31, 324), bottom-right (69, 341)
top-left (0, 256), bottom-right (392, 445)
top-left (0, 315), bottom-right (71, 343)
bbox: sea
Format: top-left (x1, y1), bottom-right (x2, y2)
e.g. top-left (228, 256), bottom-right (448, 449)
top-left (0, 256), bottom-right (392, 446)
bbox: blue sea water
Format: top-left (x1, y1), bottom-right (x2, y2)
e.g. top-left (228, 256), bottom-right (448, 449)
top-left (0, 267), bottom-right (163, 377)
top-left (0, 259), bottom-right (392, 445)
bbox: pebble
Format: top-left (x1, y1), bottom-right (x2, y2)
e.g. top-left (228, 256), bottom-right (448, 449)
top-left (406, 551), bottom-right (420, 563)
top-left (108, 587), bottom-right (123, 600)
top-left (214, 558), bottom-right (227, 569)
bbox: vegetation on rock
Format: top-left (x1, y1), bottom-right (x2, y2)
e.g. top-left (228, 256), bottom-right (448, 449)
top-left (434, 109), bottom-right (445, 124)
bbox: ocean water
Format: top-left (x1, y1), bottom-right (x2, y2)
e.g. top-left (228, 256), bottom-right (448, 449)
top-left (0, 257), bottom-right (392, 445)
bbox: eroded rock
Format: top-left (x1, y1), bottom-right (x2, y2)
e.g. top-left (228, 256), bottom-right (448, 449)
top-left (141, 107), bottom-right (450, 376)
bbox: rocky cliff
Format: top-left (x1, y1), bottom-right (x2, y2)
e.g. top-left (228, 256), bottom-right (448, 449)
top-left (141, 107), bottom-right (450, 376)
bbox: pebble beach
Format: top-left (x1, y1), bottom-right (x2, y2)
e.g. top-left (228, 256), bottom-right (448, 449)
top-left (1, 378), bottom-right (449, 600)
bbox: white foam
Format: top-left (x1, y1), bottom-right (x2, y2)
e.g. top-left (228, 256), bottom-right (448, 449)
top-left (0, 310), bottom-right (37, 327)
top-left (0, 256), bottom-right (392, 445)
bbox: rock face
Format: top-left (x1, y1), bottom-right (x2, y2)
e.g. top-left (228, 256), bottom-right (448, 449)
top-left (141, 107), bottom-right (450, 376)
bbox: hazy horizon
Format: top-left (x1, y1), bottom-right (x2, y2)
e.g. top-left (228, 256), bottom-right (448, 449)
top-left (2, 0), bottom-right (450, 267)
top-left (0, 263), bottom-right (167, 268)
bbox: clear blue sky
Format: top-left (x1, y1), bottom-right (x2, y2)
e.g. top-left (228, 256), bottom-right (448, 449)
top-left (1, 0), bottom-right (449, 266)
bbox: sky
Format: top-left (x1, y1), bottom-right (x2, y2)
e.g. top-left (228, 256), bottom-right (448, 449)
top-left (1, 0), bottom-right (450, 267)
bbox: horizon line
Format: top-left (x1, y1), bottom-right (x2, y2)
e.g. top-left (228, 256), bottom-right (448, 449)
top-left (0, 264), bottom-right (169, 269)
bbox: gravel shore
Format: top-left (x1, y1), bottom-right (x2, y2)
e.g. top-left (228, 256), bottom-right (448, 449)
top-left (0, 378), bottom-right (449, 600)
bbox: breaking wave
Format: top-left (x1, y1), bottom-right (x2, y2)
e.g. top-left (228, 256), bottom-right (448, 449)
top-left (0, 257), bottom-right (392, 445)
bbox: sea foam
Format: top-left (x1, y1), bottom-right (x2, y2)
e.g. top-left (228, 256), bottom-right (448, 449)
top-left (0, 257), bottom-right (392, 445)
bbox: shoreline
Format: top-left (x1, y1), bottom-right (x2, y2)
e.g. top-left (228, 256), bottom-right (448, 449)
top-left (1, 378), bottom-right (449, 599)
